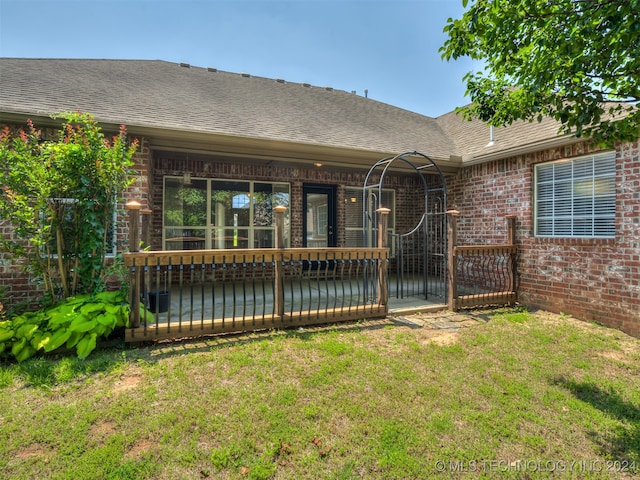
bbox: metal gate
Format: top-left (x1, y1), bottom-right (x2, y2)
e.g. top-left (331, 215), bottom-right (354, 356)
top-left (363, 151), bottom-right (447, 300)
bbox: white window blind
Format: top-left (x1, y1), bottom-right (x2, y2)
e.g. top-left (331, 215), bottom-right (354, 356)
top-left (44, 198), bottom-right (118, 257)
top-left (534, 152), bottom-right (616, 238)
top-left (344, 187), bottom-right (395, 248)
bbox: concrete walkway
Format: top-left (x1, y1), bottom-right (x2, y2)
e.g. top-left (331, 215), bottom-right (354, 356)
top-left (145, 276), bottom-right (448, 324)
top-left (387, 295), bottom-right (446, 316)
top-left (389, 309), bottom-right (491, 330)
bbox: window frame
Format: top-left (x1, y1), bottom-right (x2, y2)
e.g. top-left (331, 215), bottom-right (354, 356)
top-left (43, 197), bottom-right (118, 257)
top-left (533, 151), bottom-right (616, 239)
top-left (344, 186), bottom-right (396, 250)
top-left (162, 176), bottom-right (290, 250)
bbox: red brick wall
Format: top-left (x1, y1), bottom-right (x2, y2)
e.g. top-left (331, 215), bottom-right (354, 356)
top-left (150, 151), bottom-right (425, 250)
top-left (447, 140), bottom-right (640, 337)
top-left (118, 138), bottom-right (151, 251)
top-left (4, 124), bottom-right (637, 338)
top-left (2, 132), bottom-right (431, 309)
top-left (0, 223), bottom-right (40, 311)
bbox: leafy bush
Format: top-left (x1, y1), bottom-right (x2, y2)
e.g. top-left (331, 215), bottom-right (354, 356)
top-left (0, 291), bottom-right (144, 362)
top-left (0, 113), bottom-right (138, 303)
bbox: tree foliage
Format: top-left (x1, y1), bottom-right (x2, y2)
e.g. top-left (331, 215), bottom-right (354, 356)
top-left (440, 0), bottom-right (640, 145)
top-left (0, 112), bottom-right (138, 304)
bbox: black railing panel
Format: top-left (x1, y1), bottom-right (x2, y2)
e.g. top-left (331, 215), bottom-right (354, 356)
top-left (124, 248), bottom-right (388, 342)
top-left (452, 245), bottom-right (518, 309)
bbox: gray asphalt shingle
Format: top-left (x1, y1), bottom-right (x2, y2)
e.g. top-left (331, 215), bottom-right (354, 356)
top-left (0, 58), bottom-right (566, 161)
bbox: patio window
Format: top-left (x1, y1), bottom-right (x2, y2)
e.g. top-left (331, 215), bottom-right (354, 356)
top-left (534, 152), bottom-right (616, 238)
top-left (44, 198), bottom-right (117, 257)
top-left (344, 187), bottom-right (395, 248)
top-left (163, 177), bottom-right (290, 250)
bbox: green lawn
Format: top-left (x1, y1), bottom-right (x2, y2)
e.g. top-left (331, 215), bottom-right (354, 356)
top-left (1, 308), bottom-right (638, 479)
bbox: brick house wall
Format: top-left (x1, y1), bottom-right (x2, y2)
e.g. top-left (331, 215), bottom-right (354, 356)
top-left (447, 139), bottom-right (640, 337)
top-left (148, 151), bottom-right (426, 250)
top-left (1, 129), bottom-right (430, 310)
top-left (5, 123), bottom-right (637, 339)
top-left (0, 223), bottom-right (35, 310)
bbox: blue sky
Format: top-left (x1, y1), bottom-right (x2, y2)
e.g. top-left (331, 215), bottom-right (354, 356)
top-left (0, 0), bottom-right (477, 117)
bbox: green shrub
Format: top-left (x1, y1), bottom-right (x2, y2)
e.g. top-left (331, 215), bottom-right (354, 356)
top-left (0, 290), bottom-right (145, 362)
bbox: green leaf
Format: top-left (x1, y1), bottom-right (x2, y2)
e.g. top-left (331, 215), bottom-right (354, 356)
top-left (48, 312), bottom-right (76, 329)
top-left (68, 315), bottom-right (98, 333)
top-left (80, 303), bottom-right (105, 317)
top-left (76, 333), bottom-right (97, 360)
top-left (15, 344), bottom-right (37, 362)
top-left (95, 312), bottom-right (118, 328)
top-left (44, 328), bottom-right (73, 352)
top-left (31, 332), bottom-right (48, 351)
top-left (440, 0), bottom-right (640, 144)
top-left (120, 308), bottom-right (131, 325)
top-left (66, 331), bottom-right (84, 350)
top-left (10, 315), bottom-right (28, 328)
top-left (11, 337), bottom-right (27, 357)
top-left (0, 328), bottom-right (14, 343)
top-left (16, 323), bottom-right (39, 340)
top-left (0, 113), bottom-right (138, 303)
top-left (104, 304), bottom-right (120, 314)
top-left (137, 304), bottom-right (153, 326)
top-left (66, 295), bottom-right (92, 306)
top-left (93, 323), bottom-right (109, 337)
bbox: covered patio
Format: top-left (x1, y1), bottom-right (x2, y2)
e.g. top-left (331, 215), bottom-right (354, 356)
top-left (124, 204), bottom-right (517, 342)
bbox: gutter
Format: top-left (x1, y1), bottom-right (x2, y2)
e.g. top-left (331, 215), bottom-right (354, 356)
top-left (461, 135), bottom-right (583, 165)
top-left (1, 110), bottom-right (462, 174)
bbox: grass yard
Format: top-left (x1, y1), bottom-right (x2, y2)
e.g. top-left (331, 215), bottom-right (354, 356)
top-left (0, 308), bottom-right (638, 479)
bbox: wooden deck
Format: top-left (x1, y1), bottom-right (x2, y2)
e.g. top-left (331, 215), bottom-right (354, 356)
top-left (124, 247), bottom-right (390, 342)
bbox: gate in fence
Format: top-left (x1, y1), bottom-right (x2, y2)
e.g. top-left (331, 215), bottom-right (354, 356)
top-left (364, 151), bottom-right (448, 301)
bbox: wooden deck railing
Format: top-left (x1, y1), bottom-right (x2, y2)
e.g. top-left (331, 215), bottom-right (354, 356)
top-left (123, 248), bottom-right (388, 342)
top-left (123, 202), bottom-right (390, 342)
top-left (447, 213), bottom-right (518, 310)
top-left (121, 203), bottom-right (516, 342)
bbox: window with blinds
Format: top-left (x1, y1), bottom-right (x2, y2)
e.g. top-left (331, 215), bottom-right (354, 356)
top-left (534, 152), bottom-right (616, 238)
top-left (344, 187), bottom-right (395, 248)
top-left (43, 198), bottom-right (118, 257)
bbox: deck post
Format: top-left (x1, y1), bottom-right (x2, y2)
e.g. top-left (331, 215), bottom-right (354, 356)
top-left (505, 214), bottom-right (517, 297)
top-left (274, 205), bottom-right (287, 318)
top-left (376, 207), bottom-right (390, 307)
top-left (126, 201), bottom-right (142, 328)
top-left (446, 210), bottom-right (460, 311)
top-left (140, 208), bottom-right (152, 321)
top-left (141, 208), bottom-right (152, 249)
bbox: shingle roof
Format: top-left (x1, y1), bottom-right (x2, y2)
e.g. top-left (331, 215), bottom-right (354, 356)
top-left (0, 58), bottom-right (457, 157)
top-left (436, 107), bottom-right (568, 162)
top-left (0, 58), bottom-right (569, 163)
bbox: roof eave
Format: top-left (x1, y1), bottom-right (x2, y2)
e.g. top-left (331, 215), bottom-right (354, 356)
top-left (146, 126), bottom-right (462, 174)
top-left (0, 110), bottom-right (462, 174)
top-left (461, 135), bottom-right (583, 165)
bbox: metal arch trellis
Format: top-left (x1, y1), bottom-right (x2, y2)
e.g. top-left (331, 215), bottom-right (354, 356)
top-left (363, 151), bottom-right (448, 300)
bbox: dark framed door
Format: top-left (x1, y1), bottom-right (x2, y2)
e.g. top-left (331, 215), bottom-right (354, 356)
top-left (303, 184), bottom-right (337, 248)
